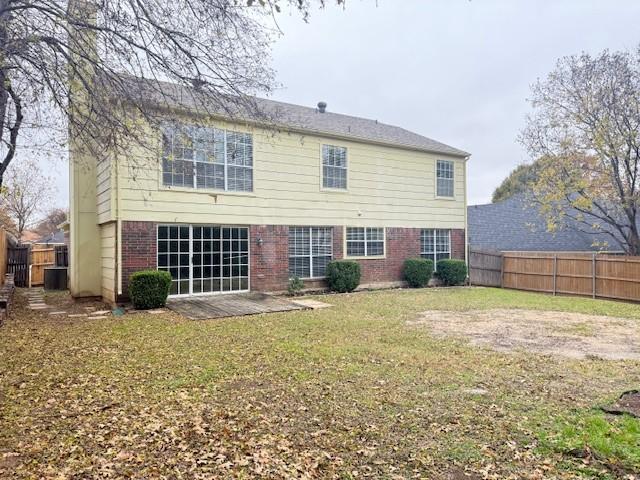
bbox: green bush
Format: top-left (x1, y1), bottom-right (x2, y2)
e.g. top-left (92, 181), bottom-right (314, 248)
top-left (287, 276), bottom-right (305, 296)
top-left (403, 258), bottom-right (434, 288)
top-left (326, 260), bottom-right (361, 293)
top-left (129, 270), bottom-right (172, 309)
top-left (436, 259), bottom-right (468, 286)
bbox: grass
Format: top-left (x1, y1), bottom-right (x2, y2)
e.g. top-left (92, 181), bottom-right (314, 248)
top-left (1, 286), bottom-right (639, 479)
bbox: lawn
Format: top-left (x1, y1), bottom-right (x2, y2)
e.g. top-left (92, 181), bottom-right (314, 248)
top-left (1, 287), bottom-right (639, 479)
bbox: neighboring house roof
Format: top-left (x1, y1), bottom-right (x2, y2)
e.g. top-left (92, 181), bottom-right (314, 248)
top-left (116, 75), bottom-right (470, 158)
top-left (20, 230), bottom-right (40, 244)
top-left (468, 194), bottom-right (620, 252)
top-left (36, 230), bottom-right (65, 245)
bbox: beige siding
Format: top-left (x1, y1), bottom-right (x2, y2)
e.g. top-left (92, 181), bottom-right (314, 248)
top-left (100, 222), bottom-right (117, 303)
top-left (96, 156), bottom-right (112, 223)
top-left (116, 119), bottom-right (467, 229)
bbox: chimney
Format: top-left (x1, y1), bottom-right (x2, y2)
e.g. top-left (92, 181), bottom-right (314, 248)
top-left (317, 101), bottom-right (327, 113)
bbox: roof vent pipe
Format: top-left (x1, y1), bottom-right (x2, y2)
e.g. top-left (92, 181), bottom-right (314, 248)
top-left (317, 101), bottom-right (327, 113)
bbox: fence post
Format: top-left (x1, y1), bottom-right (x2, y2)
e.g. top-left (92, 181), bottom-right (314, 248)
top-left (500, 252), bottom-right (505, 288)
top-left (592, 253), bottom-right (596, 299)
top-left (553, 255), bottom-right (557, 296)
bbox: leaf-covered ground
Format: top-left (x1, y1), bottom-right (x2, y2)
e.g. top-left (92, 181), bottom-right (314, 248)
top-left (1, 287), bottom-right (639, 479)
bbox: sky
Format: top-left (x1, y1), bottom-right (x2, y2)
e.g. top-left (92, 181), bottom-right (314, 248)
top-left (46, 0), bottom-right (640, 209)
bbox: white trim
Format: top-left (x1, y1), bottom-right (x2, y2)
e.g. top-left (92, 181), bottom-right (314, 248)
top-left (420, 228), bottom-right (451, 269)
top-left (435, 159), bottom-right (455, 200)
top-left (320, 143), bottom-right (349, 192)
top-left (344, 226), bottom-right (386, 259)
top-left (288, 226), bottom-right (333, 279)
top-left (157, 223), bottom-right (251, 297)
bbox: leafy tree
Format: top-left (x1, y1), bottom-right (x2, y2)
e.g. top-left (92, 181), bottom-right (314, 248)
top-left (0, 0), bottom-right (344, 188)
top-left (491, 160), bottom-right (542, 203)
top-left (521, 47), bottom-right (640, 255)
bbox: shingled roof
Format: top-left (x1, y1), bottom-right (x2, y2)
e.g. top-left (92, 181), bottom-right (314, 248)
top-left (118, 75), bottom-right (470, 157)
top-left (468, 194), bottom-right (622, 252)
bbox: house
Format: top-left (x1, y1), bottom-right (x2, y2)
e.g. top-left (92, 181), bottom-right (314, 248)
top-left (70, 78), bottom-right (470, 303)
top-left (35, 230), bottom-right (66, 246)
top-left (468, 193), bottom-right (620, 252)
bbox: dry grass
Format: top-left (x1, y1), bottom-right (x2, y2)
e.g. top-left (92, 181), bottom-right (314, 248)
top-left (1, 287), bottom-right (639, 479)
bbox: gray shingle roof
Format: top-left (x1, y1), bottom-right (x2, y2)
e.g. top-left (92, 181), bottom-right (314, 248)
top-left (119, 76), bottom-right (470, 157)
top-left (468, 194), bottom-right (621, 252)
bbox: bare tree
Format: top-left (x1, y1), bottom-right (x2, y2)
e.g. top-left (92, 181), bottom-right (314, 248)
top-left (0, 0), bottom-right (344, 188)
top-left (2, 159), bottom-right (55, 237)
top-left (34, 207), bottom-right (67, 236)
top-left (521, 47), bottom-right (640, 255)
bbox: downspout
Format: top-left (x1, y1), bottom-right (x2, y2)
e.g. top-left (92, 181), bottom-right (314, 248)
top-left (115, 152), bottom-right (122, 299)
top-left (464, 155), bottom-right (470, 271)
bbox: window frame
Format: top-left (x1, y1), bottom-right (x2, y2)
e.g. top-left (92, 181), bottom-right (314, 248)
top-left (435, 159), bottom-right (455, 199)
top-left (344, 227), bottom-right (386, 259)
top-left (288, 226), bottom-right (333, 279)
top-left (320, 144), bottom-right (348, 192)
top-left (420, 228), bottom-right (451, 269)
top-left (160, 123), bottom-right (254, 194)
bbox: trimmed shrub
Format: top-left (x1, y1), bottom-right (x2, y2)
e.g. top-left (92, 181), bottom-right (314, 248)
top-left (403, 258), bottom-right (434, 288)
top-left (287, 276), bottom-right (305, 296)
top-left (436, 259), bottom-right (468, 286)
top-left (326, 260), bottom-right (361, 293)
top-left (129, 270), bottom-right (172, 309)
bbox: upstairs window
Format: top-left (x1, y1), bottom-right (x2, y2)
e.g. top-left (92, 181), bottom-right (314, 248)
top-left (288, 227), bottom-right (333, 279)
top-left (162, 124), bottom-right (253, 192)
top-left (322, 145), bottom-right (347, 189)
top-left (421, 229), bottom-right (451, 268)
top-left (346, 227), bottom-right (385, 257)
top-left (436, 160), bottom-right (454, 198)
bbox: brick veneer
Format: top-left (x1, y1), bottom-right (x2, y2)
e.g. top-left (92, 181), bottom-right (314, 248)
top-left (121, 221), bottom-right (157, 299)
top-left (118, 221), bottom-right (466, 296)
top-left (250, 225), bottom-right (290, 292)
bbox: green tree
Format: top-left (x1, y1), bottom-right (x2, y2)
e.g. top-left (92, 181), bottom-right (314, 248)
top-left (491, 160), bottom-right (542, 203)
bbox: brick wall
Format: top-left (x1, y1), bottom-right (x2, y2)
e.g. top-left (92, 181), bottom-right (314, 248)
top-left (250, 225), bottom-right (289, 292)
top-left (451, 229), bottom-right (466, 261)
top-left (356, 227), bottom-right (421, 284)
top-left (118, 221), bottom-right (466, 297)
top-left (121, 221), bottom-right (157, 298)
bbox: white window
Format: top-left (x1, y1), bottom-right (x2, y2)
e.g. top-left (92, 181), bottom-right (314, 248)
top-left (288, 227), bottom-right (333, 279)
top-left (162, 124), bottom-right (253, 192)
top-left (346, 227), bottom-right (385, 257)
top-left (436, 160), bottom-right (454, 198)
top-left (421, 229), bottom-right (451, 268)
top-left (322, 145), bottom-right (347, 189)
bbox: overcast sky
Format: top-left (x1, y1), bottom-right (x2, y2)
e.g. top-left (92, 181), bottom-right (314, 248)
top-left (47, 0), bottom-right (640, 209)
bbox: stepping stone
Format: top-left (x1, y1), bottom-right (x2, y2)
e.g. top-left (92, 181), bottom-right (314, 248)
top-left (91, 310), bottom-right (111, 315)
top-left (148, 309), bottom-right (166, 314)
top-left (49, 311), bottom-right (67, 315)
top-left (291, 299), bottom-right (333, 310)
top-left (84, 307), bottom-right (96, 312)
top-left (68, 314), bottom-right (87, 318)
top-left (29, 306), bottom-right (49, 310)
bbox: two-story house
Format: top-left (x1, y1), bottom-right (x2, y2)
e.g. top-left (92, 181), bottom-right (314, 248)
top-left (69, 78), bottom-right (470, 303)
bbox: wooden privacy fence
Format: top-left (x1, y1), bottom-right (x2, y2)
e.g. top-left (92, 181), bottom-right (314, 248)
top-left (30, 246), bottom-right (55, 286)
top-left (0, 228), bottom-right (7, 285)
top-left (470, 249), bottom-right (640, 303)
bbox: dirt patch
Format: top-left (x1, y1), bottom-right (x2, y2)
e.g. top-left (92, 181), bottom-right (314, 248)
top-left (409, 309), bottom-right (640, 360)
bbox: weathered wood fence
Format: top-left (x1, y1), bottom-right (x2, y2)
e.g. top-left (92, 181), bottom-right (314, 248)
top-left (0, 228), bottom-right (7, 285)
top-left (30, 246), bottom-right (56, 286)
top-left (469, 249), bottom-right (640, 303)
